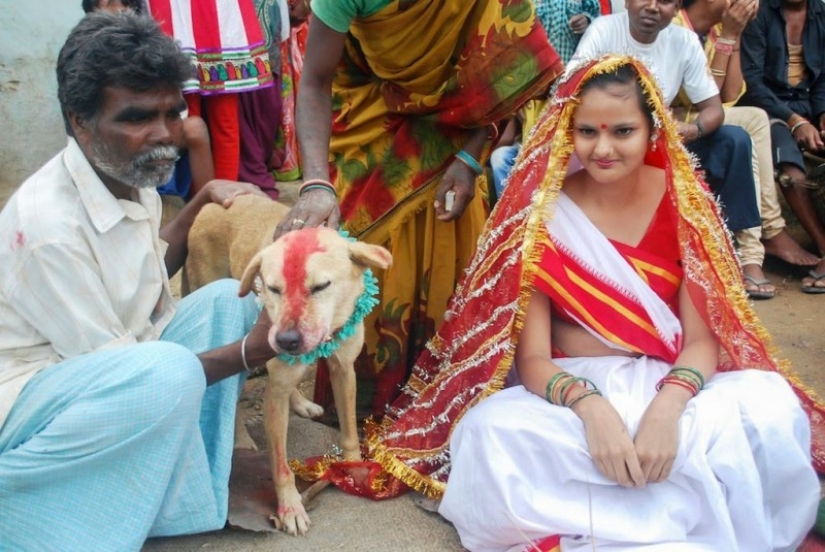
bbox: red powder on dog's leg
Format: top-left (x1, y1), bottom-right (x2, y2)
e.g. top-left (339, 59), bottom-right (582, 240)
top-left (12, 230), bottom-right (24, 250)
top-left (281, 230), bottom-right (326, 318)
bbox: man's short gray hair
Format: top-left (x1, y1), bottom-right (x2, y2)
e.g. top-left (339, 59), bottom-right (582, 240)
top-left (57, 11), bottom-right (191, 134)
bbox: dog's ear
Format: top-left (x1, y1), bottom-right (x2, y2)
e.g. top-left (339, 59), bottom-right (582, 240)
top-left (238, 252), bottom-right (263, 297)
top-left (348, 241), bottom-right (392, 270)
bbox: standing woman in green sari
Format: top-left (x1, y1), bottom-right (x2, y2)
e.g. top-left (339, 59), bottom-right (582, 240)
top-left (277, 0), bottom-right (564, 418)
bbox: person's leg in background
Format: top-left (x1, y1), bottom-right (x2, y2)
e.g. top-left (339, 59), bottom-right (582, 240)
top-left (688, 125), bottom-right (761, 232)
top-left (184, 115), bottom-right (215, 196)
top-left (724, 106), bottom-right (818, 267)
top-left (688, 125), bottom-right (764, 293)
top-left (490, 142), bottom-right (521, 200)
top-left (203, 93), bottom-right (241, 181)
top-left (737, 228), bottom-right (775, 299)
top-left (237, 78), bottom-right (282, 200)
top-left (771, 122), bottom-right (825, 292)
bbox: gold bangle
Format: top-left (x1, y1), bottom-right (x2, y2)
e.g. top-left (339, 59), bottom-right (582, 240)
top-left (710, 68), bottom-right (727, 77)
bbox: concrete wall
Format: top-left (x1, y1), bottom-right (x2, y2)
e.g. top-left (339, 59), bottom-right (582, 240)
top-left (0, 0), bottom-right (83, 194)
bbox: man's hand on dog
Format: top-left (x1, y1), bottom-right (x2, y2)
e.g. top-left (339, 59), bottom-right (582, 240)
top-left (202, 179), bottom-right (270, 208)
top-left (434, 160), bottom-right (476, 222)
top-left (242, 309), bottom-right (278, 369)
top-left (273, 188), bottom-right (340, 241)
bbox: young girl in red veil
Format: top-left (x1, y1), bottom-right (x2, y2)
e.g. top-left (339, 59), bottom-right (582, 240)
top-left (300, 55), bottom-right (825, 551)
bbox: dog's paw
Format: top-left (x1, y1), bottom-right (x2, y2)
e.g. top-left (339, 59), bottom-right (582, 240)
top-left (271, 494), bottom-right (311, 536)
top-left (289, 390), bottom-right (324, 419)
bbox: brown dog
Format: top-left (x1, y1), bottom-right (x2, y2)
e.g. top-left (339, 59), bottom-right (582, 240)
top-left (185, 195), bottom-right (392, 535)
top-left (185, 195), bottom-right (323, 427)
top-left (239, 227), bottom-right (391, 534)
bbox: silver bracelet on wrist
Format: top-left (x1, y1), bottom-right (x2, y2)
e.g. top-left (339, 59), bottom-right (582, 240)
top-left (241, 333), bottom-right (253, 373)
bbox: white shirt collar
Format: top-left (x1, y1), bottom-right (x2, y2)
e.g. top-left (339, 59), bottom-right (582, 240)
top-left (63, 137), bottom-right (153, 234)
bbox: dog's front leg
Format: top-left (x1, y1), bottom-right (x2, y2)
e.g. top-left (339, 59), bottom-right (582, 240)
top-left (328, 336), bottom-right (363, 462)
top-left (263, 360), bottom-right (311, 536)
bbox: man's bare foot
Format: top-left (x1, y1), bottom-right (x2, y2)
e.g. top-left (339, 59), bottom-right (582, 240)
top-left (742, 263), bottom-right (776, 300)
top-left (763, 230), bottom-right (820, 266)
top-left (802, 258), bottom-right (825, 294)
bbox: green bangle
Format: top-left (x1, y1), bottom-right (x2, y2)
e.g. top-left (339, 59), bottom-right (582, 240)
top-left (558, 377), bottom-right (581, 407)
top-left (545, 372), bottom-right (572, 404)
top-left (670, 366), bottom-right (706, 389)
top-left (300, 184), bottom-right (336, 196)
top-left (695, 119), bottom-right (705, 138)
top-left (455, 149), bottom-right (484, 176)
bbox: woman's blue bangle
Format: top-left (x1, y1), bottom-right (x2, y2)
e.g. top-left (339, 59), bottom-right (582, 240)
top-left (455, 149), bottom-right (484, 176)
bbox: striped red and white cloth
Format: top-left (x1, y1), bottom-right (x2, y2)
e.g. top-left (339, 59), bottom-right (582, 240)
top-left (147, 0), bottom-right (274, 94)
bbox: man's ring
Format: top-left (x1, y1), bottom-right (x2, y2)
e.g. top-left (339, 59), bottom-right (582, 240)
top-left (293, 219), bottom-right (305, 226)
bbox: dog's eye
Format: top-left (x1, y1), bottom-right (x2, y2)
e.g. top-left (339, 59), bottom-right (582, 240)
top-left (267, 285), bottom-right (282, 295)
top-left (310, 281), bottom-right (331, 294)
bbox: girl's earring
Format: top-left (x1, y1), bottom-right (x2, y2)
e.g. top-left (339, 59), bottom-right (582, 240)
top-left (650, 133), bottom-right (659, 151)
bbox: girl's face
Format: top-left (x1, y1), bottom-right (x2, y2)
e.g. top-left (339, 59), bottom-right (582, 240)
top-left (572, 83), bottom-right (652, 185)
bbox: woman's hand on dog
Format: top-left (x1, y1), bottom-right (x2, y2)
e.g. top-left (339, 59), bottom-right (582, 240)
top-left (273, 189), bottom-right (340, 241)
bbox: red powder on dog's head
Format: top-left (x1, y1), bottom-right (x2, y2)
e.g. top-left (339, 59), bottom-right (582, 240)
top-left (281, 229), bottom-right (327, 319)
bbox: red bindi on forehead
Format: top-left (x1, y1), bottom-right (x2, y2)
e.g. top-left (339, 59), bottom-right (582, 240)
top-left (600, 124), bottom-right (608, 130)
top-left (281, 230), bottom-right (327, 317)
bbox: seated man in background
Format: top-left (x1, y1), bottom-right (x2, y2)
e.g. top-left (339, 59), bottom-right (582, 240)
top-left (570, 0), bottom-right (762, 295)
top-left (673, 0), bottom-right (819, 299)
top-left (740, 0), bottom-right (825, 293)
top-left (0, 12), bottom-right (276, 550)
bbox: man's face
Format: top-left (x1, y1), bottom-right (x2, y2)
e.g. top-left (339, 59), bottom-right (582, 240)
top-left (626, 0), bottom-right (681, 43)
top-left (71, 86), bottom-right (186, 193)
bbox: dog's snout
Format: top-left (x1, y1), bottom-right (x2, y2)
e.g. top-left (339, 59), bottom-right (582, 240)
top-left (276, 329), bottom-right (303, 354)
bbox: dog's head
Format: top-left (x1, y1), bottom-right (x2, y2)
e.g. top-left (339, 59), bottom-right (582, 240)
top-left (239, 227), bottom-right (392, 356)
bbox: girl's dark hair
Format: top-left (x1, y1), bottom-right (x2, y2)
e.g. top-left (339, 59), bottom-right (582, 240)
top-left (57, 11), bottom-right (191, 134)
top-left (579, 63), bottom-right (655, 130)
top-left (82, 0), bottom-right (145, 14)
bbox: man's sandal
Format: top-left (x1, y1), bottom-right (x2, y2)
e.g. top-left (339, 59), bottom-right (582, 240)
top-left (802, 270), bottom-right (825, 294)
top-left (743, 276), bottom-right (776, 300)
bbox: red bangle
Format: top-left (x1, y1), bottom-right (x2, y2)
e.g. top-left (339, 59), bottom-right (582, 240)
top-left (656, 376), bottom-right (699, 396)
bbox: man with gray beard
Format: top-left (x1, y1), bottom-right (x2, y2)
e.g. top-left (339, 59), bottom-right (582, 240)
top-left (0, 12), bottom-right (280, 551)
